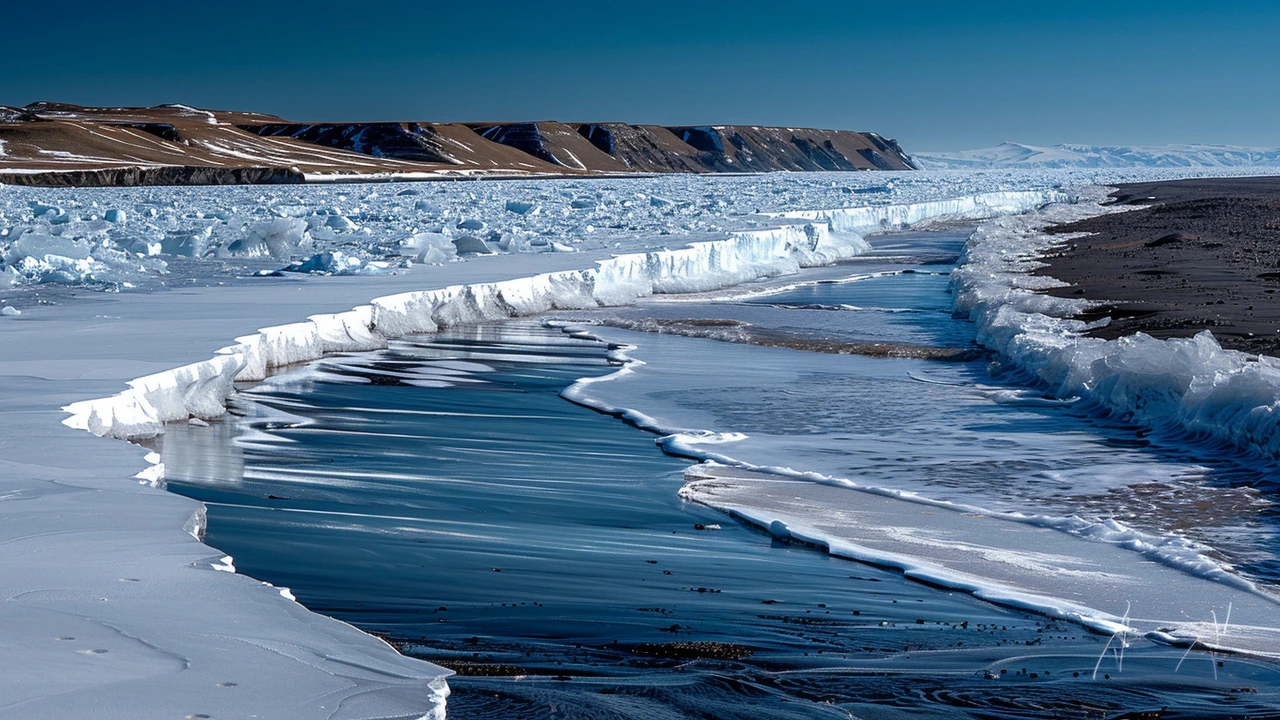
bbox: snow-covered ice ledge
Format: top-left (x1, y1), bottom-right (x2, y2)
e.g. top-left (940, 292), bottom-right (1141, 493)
top-left (65, 190), bottom-right (1063, 442)
top-left (2, 190), bottom-right (1057, 719)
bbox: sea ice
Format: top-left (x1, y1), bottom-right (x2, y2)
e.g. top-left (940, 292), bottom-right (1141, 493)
top-left (683, 464), bottom-right (1280, 657)
top-left (63, 188), bottom-right (1061, 446)
top-left (226, 218), bottom-right (309, 260)
top-left (281, 250), bottom-right (391, 275)
top-left (452, 234), bottom-right (494, 255)
top-left (8, 168), bottom-right (1278, 717)
top-left (557, 316), bottom-right (1280, 659)
top-left (400, 231), bottom-right (458, 264)
top-left (5, 167), bottom-right (1260, 290)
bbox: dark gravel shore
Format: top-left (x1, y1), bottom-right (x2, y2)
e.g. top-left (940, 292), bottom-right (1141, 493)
top-left (1038, 176), bottom-right (1280, 355)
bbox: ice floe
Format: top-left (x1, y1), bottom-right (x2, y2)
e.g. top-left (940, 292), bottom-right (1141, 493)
top-left (3, 167), bottom-right (1265, 290)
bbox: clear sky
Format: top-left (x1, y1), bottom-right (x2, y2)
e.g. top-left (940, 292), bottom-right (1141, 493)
top-left (4, 1), bottom-right (1278, 152)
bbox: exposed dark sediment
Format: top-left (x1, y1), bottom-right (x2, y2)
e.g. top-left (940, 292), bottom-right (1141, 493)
top-left (0, 165), bottom-right (305, 187)
top-left (597, 317), bottom-right (983, 360)
top-left (1037, 176), bottom-right (1280, 355)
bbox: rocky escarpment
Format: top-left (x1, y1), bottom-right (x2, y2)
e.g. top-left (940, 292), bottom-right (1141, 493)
top-left (0, 165), bottom-right (304, 187)
top-left (2, 102), bottom-right (916, 186)
top-left (668, 126), bottom-right (913, 172)
top-left (575, 124), bottom-right (709, 173)
top-left (243, 120), bottom-right (918, 174)
top-left (244, 122), bottom-right (566, 171)
top-left (0, 102), bottom-right (451, 186)
top-left (467, 123), bottom-right (631, 172)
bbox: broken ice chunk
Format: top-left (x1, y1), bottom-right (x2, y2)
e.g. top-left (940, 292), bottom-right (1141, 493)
top-left (452, 234), bottom-right (495, 255)
top-left (226, 218), bottom-right (308, 260)
top-left (160, 226), bottom-right (214, 257)
top-left (325, 214), bottom-right (356, 231)
top-left (28, 201), bottom-right (62, 217)
top-left (284, 251), bottom-right (390, 276)
top-left (505, 200), bottom-right (540, 216)
top-left (400, 232), bottom-right (458, 265)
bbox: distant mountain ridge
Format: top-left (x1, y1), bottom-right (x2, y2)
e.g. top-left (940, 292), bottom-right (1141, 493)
top-left (0, 102), bottom-right (916, 187)
top-left (913, 142), bottom-right (1280, 170)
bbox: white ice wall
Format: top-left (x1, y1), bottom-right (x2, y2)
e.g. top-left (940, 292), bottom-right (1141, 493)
top-left (64, 190), bottom-right (1062, 442)
top-left (769, 191), bottom-right (1069, 234)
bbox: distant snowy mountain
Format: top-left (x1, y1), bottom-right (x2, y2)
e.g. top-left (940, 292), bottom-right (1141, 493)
top-left (913, 142), bottom-right (1280, 170)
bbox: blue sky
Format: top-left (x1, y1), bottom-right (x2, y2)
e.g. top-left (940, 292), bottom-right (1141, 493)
top-left (4, 1), bottom-right (1278, 151)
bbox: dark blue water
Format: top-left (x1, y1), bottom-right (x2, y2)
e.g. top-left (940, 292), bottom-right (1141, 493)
top-left (749, 270), bottom-right (975, 349)
top-left (158, 230), bottom-right (1280, 719)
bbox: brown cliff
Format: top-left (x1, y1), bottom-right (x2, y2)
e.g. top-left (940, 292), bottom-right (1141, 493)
top-left (1, 103), bottom-right (915, 186)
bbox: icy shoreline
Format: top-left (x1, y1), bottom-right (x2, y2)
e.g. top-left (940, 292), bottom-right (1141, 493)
top-left (12, 188), bottom-right (1051, 718)
top-left (22, 170), bottom-right (1263, 717)
top-left (554, 285), bottom-right (1280, 661)
top-left (65, 190), bottom-right (1061, 442)
top-left (953, 193), bottom-right (1280, 462)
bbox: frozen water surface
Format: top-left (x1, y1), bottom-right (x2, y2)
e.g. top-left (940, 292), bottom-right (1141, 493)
top-left (4, 167), bottom-right (1276, 293)
top-left (163, 229), bottom-right (1280, 717)
top-left (7, 169), bottom-right (1280, 718)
